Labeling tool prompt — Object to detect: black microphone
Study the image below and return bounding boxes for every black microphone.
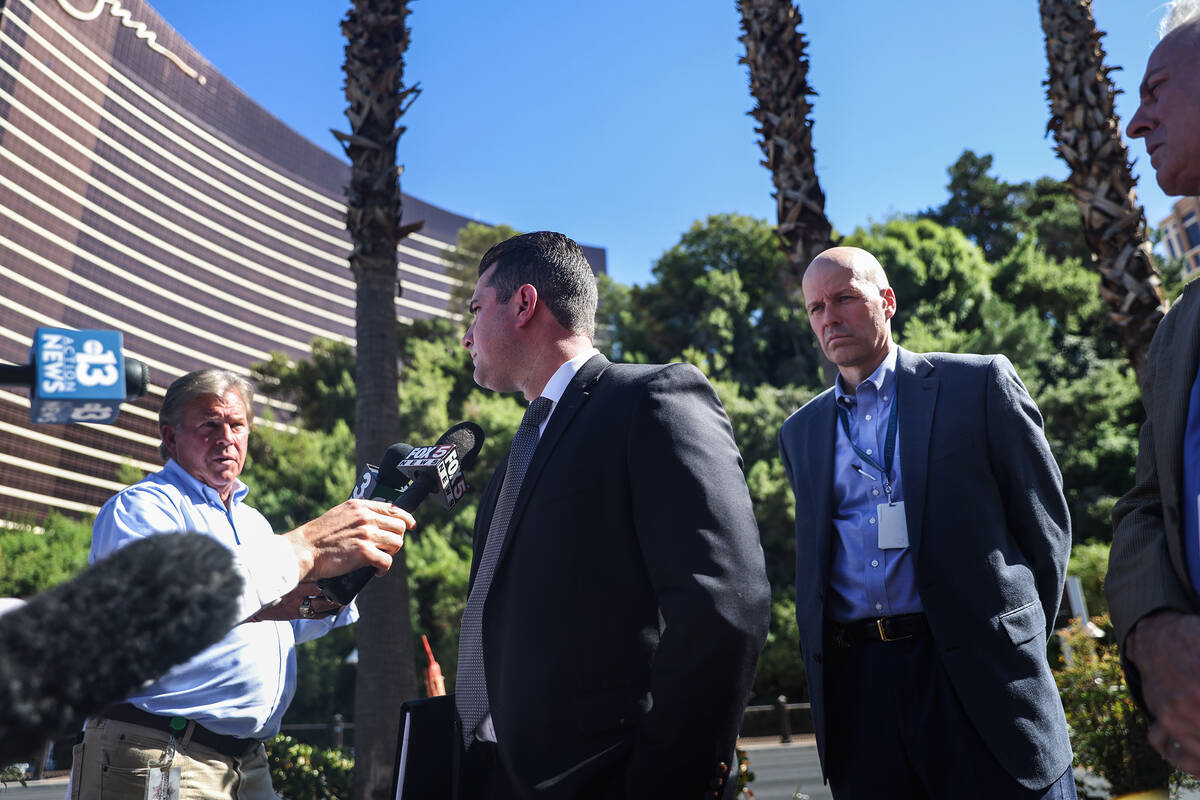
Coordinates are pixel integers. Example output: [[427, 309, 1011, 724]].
[[313, 443, 414, 606], [0, 533, 243, 762], [0, 326, 150, 424], [318, 422, 486, 605]]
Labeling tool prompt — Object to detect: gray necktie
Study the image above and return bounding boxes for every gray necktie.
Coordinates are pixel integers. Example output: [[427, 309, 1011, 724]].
[[456, 395, 553, 746]]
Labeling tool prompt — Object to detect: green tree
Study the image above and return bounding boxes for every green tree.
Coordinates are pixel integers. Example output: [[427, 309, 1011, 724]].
[[750, 596, 807, 705], [595, 273, 638, 361], [0, 513, 93, 597], [244, 419, 358, 532], [922, 150, 1092, 267], [992, 237, 1103, 342], [405, 524, 470, 691], [923, 150, 1024, 262], [1012, 176, 1092, 265], [714, 379, 815, 596], [1068, 540, 1112, 621], [1055, 622, 1179, 795], [920, 151, 1128, 365], [1037, 347, 1141, 542], [253, 340, 357, 434], [625, 213, 821, 390], [441, 222, 521, 314], [282, 627, 358, 730], [841, 217, 994, 338], [265, 736, 354, 800]]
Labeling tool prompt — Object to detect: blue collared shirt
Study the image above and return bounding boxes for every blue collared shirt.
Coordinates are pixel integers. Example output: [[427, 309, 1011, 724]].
[[828, 347, 923, 623], [89, 459, 357, 739], [1183, 364, 1200, 596]]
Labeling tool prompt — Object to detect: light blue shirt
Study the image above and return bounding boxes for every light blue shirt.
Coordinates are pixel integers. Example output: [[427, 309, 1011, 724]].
[[89, 459, 357, 739], [828, 347, 923, 623]]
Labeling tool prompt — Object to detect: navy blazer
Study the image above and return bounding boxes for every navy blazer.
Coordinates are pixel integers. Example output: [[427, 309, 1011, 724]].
[[778, 347, 1072, 790], [466, 354, 771, 799]]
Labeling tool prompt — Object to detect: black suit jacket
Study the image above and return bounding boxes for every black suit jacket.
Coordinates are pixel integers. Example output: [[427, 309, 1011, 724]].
[[778, 348, 1073, 790], [466, 355, 770, 799]]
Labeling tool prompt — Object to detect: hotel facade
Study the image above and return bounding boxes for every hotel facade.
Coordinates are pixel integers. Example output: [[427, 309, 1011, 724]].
[[0, 0, 604, 522], [1158, 196, 1200, 283]]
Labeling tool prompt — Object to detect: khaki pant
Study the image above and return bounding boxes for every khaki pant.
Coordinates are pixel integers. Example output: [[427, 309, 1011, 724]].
[[70, 717, 278, 800]]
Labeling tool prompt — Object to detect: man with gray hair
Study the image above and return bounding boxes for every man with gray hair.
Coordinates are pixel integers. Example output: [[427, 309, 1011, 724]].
[[71, 369, 413, 800], [1108, 0, 1200, 778]]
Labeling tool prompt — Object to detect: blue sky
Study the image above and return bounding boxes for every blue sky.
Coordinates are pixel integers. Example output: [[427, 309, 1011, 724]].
[[147, 1, 1173, 287]]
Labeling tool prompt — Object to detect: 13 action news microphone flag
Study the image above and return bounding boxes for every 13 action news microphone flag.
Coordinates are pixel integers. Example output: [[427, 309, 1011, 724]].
[[0, 327, 149, 424]]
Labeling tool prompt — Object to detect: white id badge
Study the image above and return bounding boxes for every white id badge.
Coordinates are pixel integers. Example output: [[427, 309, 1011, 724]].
[[877, 500, 909, 549], [145, 766, 180, 800]]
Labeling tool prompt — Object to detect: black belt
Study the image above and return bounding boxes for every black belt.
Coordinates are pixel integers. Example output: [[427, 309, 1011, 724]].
[[98, 703, 261, 759], [829, 613, 929, 647]]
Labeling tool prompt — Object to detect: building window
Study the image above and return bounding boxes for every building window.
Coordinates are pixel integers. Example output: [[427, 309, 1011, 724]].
[[1184, 212, 1200, 249], [1167, 234, 1180, 259]]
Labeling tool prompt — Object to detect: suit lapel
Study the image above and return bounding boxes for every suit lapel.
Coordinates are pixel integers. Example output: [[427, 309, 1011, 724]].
[[896, 348, 937, 557], [493, 353, 609, 569], [806, 393, 837, 580]]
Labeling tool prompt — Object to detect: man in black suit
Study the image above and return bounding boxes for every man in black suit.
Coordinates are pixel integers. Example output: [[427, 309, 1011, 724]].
[[778, 247, 1075, 799], [454, 231, 770, 799]]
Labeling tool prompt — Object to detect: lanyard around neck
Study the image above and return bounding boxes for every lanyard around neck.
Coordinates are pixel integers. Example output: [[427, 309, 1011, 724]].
[[837, 389, 899, 503]]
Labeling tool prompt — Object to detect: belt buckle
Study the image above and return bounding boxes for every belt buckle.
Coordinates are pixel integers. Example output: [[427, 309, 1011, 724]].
[[876, 617, 911, 642]]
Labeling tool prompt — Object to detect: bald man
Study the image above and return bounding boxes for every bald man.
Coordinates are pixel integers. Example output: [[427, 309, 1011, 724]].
[[778, 248, 1075, 799], [1108, 2, 1200, 778]]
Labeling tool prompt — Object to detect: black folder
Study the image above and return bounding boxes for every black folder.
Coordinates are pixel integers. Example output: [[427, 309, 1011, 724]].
[[391, 694, 457, 800]]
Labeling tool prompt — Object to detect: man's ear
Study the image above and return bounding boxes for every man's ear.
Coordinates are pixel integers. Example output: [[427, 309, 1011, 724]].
[[513, 284, 539, 327], [881, 286, 897, 321], [161, 425, 177, 459]]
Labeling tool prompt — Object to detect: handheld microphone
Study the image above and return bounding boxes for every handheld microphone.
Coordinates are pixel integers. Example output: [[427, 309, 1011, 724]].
[[312, 443, 415, 605], [0, 533, 242, 762], [317, 421, 486, 605], [0, 327, 150, 424]]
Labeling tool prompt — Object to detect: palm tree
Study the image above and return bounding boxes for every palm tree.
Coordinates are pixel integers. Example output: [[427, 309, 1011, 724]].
[[737, 0, 836, 290], [335, 2, 422, 798], [1039, 0, 1168, 385]]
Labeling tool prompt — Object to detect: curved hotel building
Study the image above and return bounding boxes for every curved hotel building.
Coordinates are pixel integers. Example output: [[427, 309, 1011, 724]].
[[0, 0, 604, 522]]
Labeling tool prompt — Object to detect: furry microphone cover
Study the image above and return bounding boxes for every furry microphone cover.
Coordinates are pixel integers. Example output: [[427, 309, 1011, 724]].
[[0, 532, 242, 762]]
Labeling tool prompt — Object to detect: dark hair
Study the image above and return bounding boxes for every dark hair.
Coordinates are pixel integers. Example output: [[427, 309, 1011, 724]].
[[478, 231, 598, 339], [158, 369, 254, 460]]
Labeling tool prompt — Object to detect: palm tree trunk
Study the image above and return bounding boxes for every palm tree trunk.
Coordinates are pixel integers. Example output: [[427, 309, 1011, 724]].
[[1039, 0, 1168, 386], [737, 0, 837, 290], [337, 3, 422, 799]]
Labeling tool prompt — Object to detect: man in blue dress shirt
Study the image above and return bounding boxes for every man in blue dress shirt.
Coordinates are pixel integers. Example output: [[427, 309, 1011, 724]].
[[71, 369, 413, 800], [1108, 1, 1200, 779], [778, 247, 1075, 798]]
